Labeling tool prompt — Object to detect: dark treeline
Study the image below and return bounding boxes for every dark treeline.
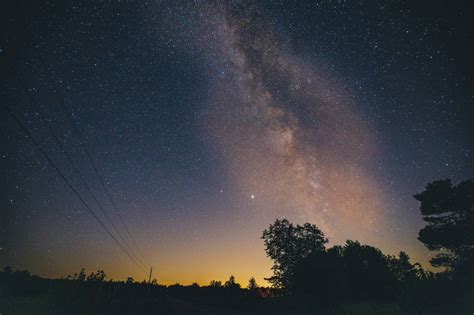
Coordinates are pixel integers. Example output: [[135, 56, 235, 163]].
[[259, 179, 473, 313], [1, 267, 283, 314], [1, 179, 473, 314]]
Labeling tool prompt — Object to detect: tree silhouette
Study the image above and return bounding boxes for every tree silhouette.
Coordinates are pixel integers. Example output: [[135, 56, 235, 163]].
[[292, 247, 345, 302], [388, 251, 419, 283], [77, 268, 86, 282], [341, 240, 398, 298], [224, 275, 240, 289], [247, 277, 258, 290], [209, 280, 222, 288], [86, 270, 106, 282], [414, 179, 474, 271], [261, 219, 328, 289], [292, 240, 400, 303]]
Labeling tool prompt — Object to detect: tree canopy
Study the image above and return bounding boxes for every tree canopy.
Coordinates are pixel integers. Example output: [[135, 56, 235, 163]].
[[261, 219, 328, 289], [224, 275, 241, 289], [414, 179, 474, 271], [247, 277, 258, 290], [292, 240, 404, 301]]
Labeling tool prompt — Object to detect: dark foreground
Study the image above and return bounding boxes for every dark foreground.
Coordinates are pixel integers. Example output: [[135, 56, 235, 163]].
[[1, 268, 471, 315]]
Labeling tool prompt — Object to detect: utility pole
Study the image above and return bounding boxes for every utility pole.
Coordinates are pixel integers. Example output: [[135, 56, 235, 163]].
[[147, 266, 153, 298]]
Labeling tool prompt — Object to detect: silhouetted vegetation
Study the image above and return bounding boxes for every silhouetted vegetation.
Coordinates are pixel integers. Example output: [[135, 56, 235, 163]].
[[1, 179, 472, 314], [415, 179, 474, 276], [260, 221, 472, 313], [247, 277, 258, 290], [261, 219, 328, 289], [0, 266, 275, 314]]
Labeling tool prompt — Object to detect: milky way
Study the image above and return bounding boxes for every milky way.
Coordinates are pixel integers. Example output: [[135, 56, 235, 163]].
[[172, 3, 391, 244]]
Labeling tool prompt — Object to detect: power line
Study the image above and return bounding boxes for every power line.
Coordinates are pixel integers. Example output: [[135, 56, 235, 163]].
[[12, 3, 148, 265], [33, 52, 148, 265], [11, 2, 151, 276], [6, 106, 148, 275], [13, 76, 148, 271]]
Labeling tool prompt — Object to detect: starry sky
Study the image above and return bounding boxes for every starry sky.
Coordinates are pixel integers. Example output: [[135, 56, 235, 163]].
[[1, 1, 473, 285]]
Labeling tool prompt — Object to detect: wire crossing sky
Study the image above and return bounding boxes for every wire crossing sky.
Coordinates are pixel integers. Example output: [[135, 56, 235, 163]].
[[1, 1, 472, 285], [33, 51, 149, 268], [12, 74, 148, 272], [6, 106, 147, 274]]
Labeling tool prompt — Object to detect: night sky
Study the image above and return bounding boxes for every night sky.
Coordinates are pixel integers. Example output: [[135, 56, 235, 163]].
[[1, 1, 472, 285]]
